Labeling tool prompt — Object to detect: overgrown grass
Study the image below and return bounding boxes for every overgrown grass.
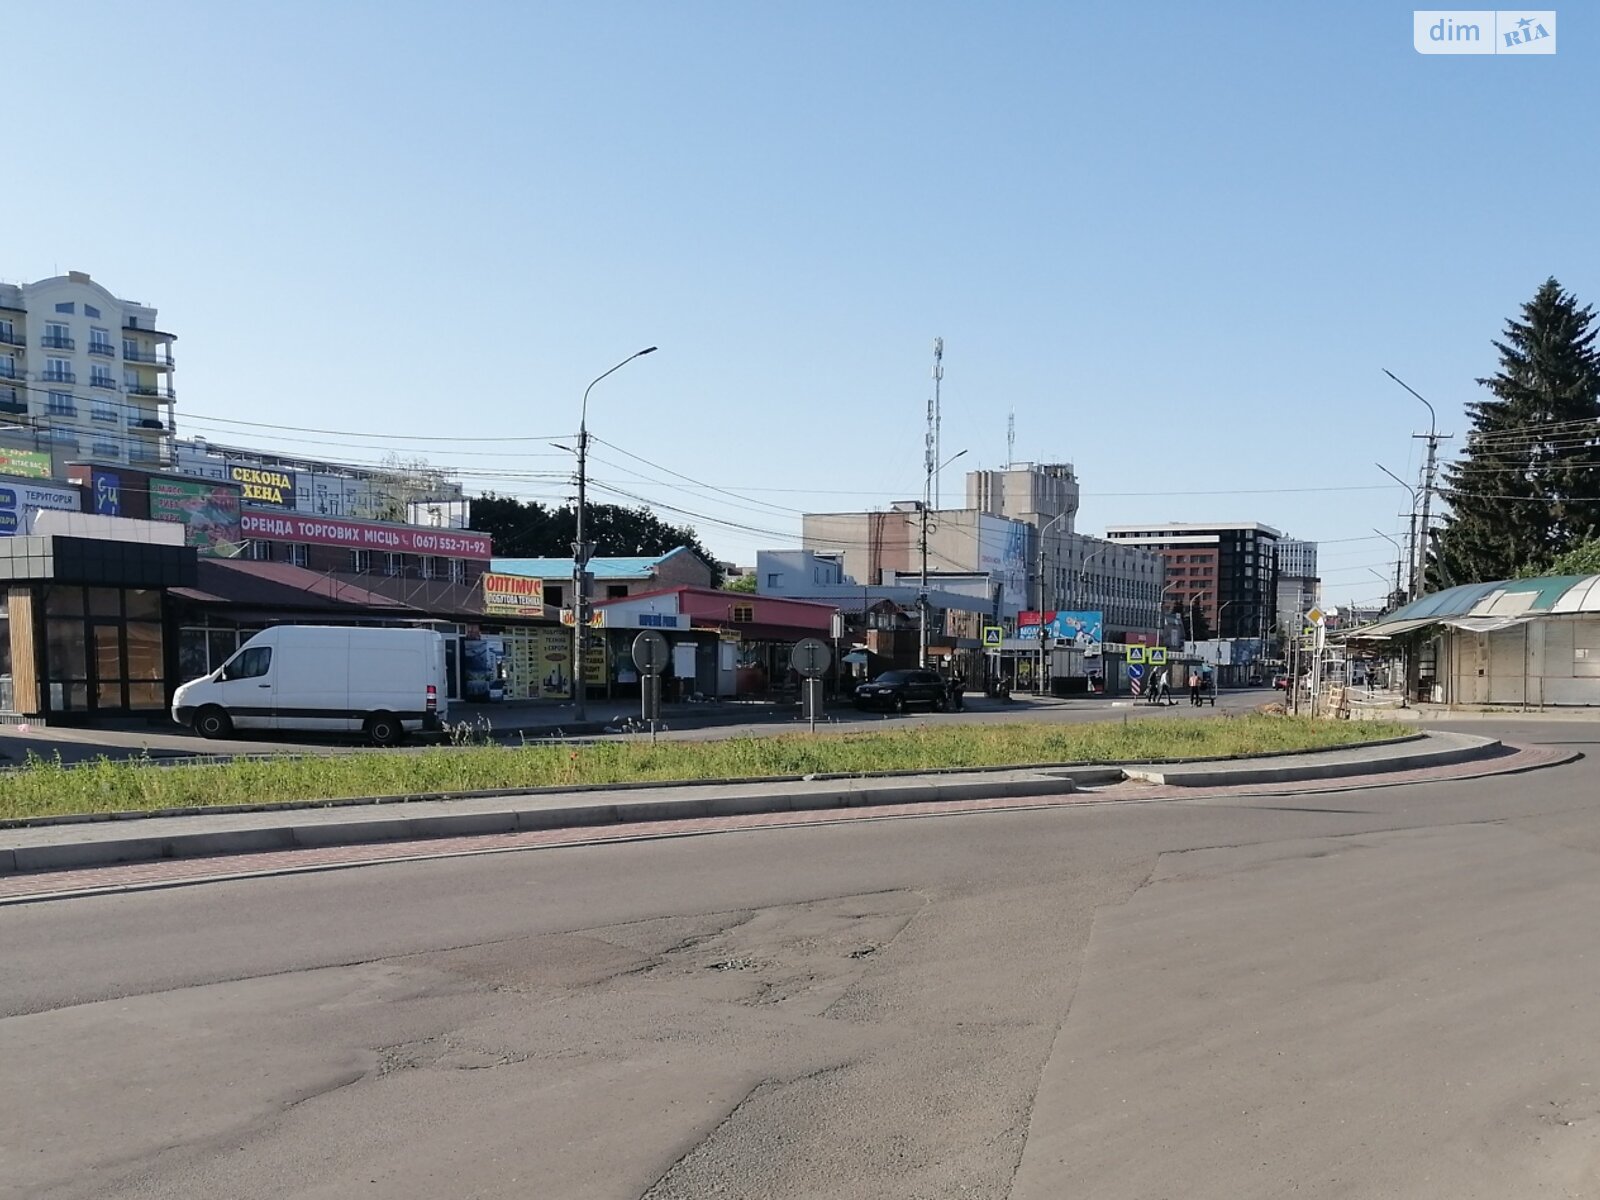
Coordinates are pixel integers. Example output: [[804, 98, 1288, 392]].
[[0, 716, 1404, 822]]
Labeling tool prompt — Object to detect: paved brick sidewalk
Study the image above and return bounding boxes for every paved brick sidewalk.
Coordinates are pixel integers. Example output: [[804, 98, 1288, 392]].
[[0, 743, 1573, 905]]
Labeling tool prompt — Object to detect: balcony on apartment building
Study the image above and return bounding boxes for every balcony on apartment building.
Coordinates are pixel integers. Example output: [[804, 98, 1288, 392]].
[[42, 370, 75, 384], [0, 328, 23, 347], [125, 383, 177, 400], [122, 347, 175, 369], [87, 340, 116, 357], [40, 334, 74, 351]]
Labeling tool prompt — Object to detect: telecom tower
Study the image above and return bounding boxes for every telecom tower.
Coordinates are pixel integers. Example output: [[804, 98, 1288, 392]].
[[929, 338, 945, 508]]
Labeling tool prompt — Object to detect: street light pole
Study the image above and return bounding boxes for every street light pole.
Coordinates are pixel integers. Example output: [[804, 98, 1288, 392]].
[[1383, 371, 1447, 599], [574, 346, 657, 722], [1371, 528, 1404, 606], [1036, 511, 1069, 695], [1376, 462, 1420, 601]]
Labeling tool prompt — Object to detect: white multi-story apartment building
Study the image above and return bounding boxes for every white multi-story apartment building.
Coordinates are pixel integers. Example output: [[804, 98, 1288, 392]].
[[0, 272, 175, 472]]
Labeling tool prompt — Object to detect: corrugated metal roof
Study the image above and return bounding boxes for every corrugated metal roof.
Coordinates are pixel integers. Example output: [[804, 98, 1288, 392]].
[[1350, 574, 1600, 639], [492, 549, 685, 581]]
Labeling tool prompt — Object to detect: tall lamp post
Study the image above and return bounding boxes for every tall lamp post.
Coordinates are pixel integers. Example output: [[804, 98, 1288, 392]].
[[1035, 511, 1070, 695], [1372, 528, 1404, 606], [573, 346, 657, 722], [1376, 463, 1421, 601]]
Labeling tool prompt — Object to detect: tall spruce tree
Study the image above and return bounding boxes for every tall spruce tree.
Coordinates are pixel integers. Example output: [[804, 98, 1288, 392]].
[[1434, 278, 1600, 584]]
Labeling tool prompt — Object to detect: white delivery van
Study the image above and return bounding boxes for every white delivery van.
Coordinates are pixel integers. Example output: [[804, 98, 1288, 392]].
[[173, 626, 448, 746]]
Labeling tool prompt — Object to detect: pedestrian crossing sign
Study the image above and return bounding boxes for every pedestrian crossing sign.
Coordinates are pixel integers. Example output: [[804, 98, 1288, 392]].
[[1149, 648, 1167, 665], [982, 625, 1002, 648], [1127, 646, 1146, 664]]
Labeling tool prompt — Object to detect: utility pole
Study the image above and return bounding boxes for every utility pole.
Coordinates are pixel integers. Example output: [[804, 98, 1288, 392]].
[[573, 347, 657, 722], [1376, 463, 1420, 601], [1384, 371, 1451, 599], [931, 338, 944, 509], [918, 498, 930, 668]]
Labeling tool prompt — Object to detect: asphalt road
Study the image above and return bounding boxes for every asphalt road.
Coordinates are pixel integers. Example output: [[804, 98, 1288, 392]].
[[4, 717, 1595, 1199]]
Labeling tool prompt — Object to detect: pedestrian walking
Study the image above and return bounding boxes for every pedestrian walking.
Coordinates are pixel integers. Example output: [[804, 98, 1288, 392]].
[[948, 671, 966, 711], [1188, 670, 1202, 706]]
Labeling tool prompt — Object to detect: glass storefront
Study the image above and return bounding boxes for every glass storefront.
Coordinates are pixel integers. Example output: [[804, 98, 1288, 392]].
[[40, 585, 168, 715]]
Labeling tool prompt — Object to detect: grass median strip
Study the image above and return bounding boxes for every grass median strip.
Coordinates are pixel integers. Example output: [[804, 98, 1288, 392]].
[[0, 716, 1403, 822]]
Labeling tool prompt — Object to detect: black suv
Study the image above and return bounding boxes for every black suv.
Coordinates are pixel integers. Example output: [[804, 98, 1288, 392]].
[[854, 669, 949, 712]]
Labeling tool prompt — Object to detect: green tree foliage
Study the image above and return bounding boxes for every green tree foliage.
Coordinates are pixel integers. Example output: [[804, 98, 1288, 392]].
[[722, 573, 757, 593], [1515, 536, 1600, 579], [473, 494, 723, 586], [1435, 278, 1600, 584]]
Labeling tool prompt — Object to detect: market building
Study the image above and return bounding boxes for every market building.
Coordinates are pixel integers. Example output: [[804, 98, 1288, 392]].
[[1346, 574, 1600, 707]]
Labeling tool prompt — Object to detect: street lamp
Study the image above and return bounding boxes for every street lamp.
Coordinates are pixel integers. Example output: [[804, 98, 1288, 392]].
[[573, 346, 657, 722], [1371, 528, 1404, 602], [1376, 462, 1421, 601], [919, 449, 968, 668], [1035, 511, 1070, 695]]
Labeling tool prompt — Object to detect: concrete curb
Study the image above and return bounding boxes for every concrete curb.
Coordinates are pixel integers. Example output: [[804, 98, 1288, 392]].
[[0, 733, 1504, 878], [0, 774, 1080, 875], [1122, 732, 1502, 787], [0, 734, 1424, 831]]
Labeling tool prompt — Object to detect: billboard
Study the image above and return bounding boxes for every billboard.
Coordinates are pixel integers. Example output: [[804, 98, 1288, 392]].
[[0, 477, 81, 535], [0, 449, 52, 480], [150, 478, 244, 556], [977, 513, 1030, 612], [228, 464, 296, 508], [91, 470, 121, 516], [1046, 610, 1103, 648], [239, 511, 491, 558], [483, 572, 544, 616]]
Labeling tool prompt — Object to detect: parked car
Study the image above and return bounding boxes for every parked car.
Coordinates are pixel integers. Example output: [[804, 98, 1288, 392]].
[[173, 625, 448, 745], [1273, 673, 1291, 691], [1247, 673, 1263, 687], [854, 669, 949, 713]]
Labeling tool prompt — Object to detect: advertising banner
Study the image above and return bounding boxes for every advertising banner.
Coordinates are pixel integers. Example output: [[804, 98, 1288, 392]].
[[150, 478, 243, 556], [0, 449, 52, 479], [0, 477, 81, 535], [239, 511, 491, 558], [228, 464, 297, 508], [1046, 610, 1104, 648], [483, 572, 544, 616], [978, 514, 1030, 612], [91, 470, 121, 516], [536, 627, 572, 699]]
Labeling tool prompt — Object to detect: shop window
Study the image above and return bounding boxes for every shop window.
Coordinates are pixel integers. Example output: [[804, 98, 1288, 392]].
[[351, 550, 371, 573], [607, 584, 628, 599], [247, 541, 274, 562], [45, 586, 84, 617], [87, 587, 121, 618], [126, 589, 161, 620], [731, 604, 754, 623], [287, 544, 309, 567], [448, 559, 466, 584], [209, 629, 239, 672], [385, 554, 404, 577]]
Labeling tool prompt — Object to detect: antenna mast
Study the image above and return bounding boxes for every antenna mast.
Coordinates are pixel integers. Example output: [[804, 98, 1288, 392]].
[[1007, 409, 1015, 470], [930, 337, 944, 509]]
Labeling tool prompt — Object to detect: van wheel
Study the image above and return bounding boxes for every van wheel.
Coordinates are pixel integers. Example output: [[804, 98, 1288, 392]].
[[365, 712, 403, 747], [195, 706, 232, 740]]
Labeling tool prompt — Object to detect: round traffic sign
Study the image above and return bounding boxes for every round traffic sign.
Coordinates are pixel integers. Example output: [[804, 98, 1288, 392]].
[[790, 637, 832, 678], [632, 631, 670, 674]]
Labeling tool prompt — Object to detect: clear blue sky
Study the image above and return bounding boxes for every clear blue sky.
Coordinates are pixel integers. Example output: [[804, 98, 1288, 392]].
[[9, 2, 1594, 605]]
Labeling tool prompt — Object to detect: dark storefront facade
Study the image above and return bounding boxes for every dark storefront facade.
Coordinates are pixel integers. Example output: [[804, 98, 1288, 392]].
[[0, 534, 196, 722]]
